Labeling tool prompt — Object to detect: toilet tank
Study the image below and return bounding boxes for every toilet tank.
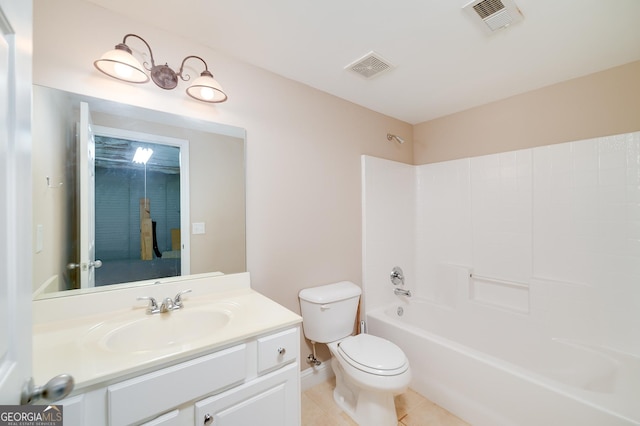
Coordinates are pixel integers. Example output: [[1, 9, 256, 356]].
[[298, 281, 362, 343]]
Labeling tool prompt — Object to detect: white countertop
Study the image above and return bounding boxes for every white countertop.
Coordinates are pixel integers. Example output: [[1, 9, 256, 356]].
[[32, 273, 301, 392]]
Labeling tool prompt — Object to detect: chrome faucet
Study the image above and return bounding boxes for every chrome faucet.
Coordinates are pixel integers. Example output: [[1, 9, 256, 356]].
[[137, 289, 192, 314], [394, 288, 412, 297], [160, 297, 175, 313], [137, 296, 160, 314]]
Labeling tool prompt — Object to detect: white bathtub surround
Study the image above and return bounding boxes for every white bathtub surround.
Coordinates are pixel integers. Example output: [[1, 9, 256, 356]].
[[361, 131, 640, 425], [361, 157, 417, 317]]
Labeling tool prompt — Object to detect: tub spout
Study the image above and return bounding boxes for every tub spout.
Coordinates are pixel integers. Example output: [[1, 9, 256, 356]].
[[394, 288, 412, 297]]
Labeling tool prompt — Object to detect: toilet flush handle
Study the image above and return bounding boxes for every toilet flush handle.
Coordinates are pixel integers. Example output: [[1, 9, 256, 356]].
[[320, 304, 331, 311]]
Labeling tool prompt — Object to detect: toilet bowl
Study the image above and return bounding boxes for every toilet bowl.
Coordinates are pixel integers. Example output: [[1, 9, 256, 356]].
[[298, 281, 411, 426], [331, 333, 410, 391], [328, 334, 411, 425]]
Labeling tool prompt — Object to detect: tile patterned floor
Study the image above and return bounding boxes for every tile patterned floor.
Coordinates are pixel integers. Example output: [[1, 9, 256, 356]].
[[302, 378, 470, 426]]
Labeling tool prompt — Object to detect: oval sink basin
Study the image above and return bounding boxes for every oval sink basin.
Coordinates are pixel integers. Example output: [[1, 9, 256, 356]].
[[94, 309, 232, 353]]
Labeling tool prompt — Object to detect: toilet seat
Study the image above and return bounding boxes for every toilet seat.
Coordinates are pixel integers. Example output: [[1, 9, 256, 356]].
[[337, 334, 408, 376]]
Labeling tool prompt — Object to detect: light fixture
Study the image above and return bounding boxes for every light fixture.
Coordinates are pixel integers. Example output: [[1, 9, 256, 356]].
[[94, 33, 228, 103], [387, 133, 405, 144], [132, 147, 153, 164]]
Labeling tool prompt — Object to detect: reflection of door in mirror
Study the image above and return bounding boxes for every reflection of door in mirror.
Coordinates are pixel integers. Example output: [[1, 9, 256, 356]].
[[90, 125, 189, 287], [75, 102, 96, 289], [31, 88, 191, 296]]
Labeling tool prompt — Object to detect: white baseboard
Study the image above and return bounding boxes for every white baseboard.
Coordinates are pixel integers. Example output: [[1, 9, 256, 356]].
[[300, 361, 334, 391]]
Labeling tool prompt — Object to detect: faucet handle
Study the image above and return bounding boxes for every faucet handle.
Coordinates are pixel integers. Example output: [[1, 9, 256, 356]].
[[390, 266, 405, 286], [137, 296, 160, 314], [173, 289, 192, 308]]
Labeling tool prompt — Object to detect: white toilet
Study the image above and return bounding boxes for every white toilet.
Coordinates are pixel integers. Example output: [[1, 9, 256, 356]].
[[299, 281, 411, 426]]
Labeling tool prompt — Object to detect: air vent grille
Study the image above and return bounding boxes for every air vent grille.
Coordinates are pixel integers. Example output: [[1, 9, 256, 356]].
[[484, 9, 513, 31], [473, 0, 505, 19], [463, 0, 524, 33], [346, 51, 394, 79]]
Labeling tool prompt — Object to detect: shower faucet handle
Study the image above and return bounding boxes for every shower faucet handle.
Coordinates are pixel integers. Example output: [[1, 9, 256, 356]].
[[390, 266, 405, 286]]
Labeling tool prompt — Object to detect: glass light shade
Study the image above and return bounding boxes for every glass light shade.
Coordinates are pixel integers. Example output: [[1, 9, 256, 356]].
[[186, 72, 228, 103], [94, 45, 149, 84]]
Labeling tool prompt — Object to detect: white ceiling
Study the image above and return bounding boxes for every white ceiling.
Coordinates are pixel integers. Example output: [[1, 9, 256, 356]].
[[86, 0, 640, 124]]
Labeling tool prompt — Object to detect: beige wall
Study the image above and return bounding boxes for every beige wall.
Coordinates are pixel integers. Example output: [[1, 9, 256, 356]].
[[414, 60, 640, 164], [33, 0, 412, 365]]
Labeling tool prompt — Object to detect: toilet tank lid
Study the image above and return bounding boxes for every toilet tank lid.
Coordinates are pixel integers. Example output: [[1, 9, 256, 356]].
[[299, 281, 361, 303]]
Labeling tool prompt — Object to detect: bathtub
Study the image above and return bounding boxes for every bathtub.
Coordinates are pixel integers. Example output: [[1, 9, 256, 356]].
[[366, 298, 640, 426]]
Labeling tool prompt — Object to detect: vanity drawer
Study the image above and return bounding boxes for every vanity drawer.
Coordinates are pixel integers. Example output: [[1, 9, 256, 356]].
[[108, 344, 247, 426], [140, 410, 179, 426], [257, 327, 298, 374]]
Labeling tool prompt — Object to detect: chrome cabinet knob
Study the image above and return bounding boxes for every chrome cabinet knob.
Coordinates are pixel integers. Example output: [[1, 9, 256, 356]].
[[277, 347, 286, 356], [204, 413, 213, 425]]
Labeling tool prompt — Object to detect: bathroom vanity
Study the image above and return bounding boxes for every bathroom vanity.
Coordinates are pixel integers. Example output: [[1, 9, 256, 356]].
[[32, 273, 302, 425]]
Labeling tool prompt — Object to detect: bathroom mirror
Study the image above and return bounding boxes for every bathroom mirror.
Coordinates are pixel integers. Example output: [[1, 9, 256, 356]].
[[32, 85, 246, 299]]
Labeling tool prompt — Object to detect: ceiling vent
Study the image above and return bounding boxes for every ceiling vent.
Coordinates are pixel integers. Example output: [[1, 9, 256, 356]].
[[463, 0, 524, 33], [345, 51, 395, 79]]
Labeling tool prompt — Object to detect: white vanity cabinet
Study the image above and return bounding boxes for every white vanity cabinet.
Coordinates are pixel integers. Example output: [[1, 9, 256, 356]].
[[55, 326, 300, 426], [195, 327, 300, 426], [194, 362, 299, 425]]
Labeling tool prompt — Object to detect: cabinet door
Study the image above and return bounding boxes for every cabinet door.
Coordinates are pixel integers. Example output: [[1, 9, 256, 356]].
[[54, 395, 84, 426], [195, 362, 299, 426]]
